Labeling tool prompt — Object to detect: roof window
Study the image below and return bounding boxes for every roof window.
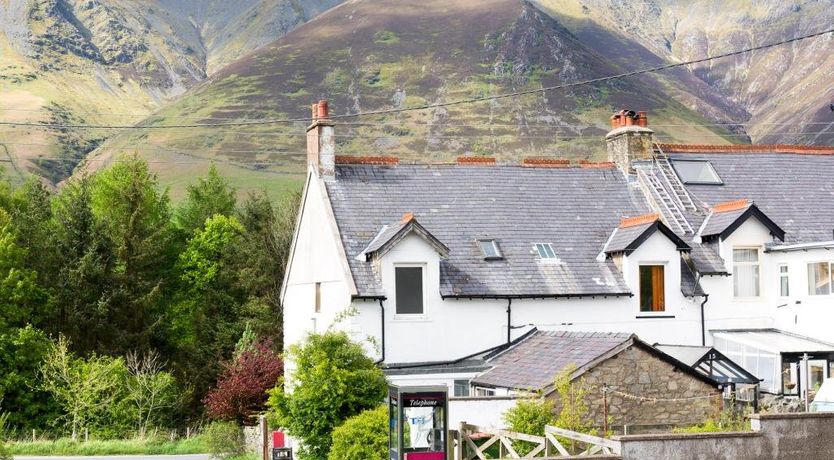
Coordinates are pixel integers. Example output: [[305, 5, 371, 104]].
[[479, 240, 503, 260], [534, 243, 557, 259], [671, 159, 723, 185]]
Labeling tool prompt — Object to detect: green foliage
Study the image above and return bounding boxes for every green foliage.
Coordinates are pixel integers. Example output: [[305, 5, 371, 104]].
[[40, 337, 130, 440], [503, 398, 556, 436], [268, 331, 388, 460], [177, 164, 237, 235], [0, 326, 58, 430], [328, 405, 387, 460], [203, 421, 245, 457], [373, 30, 400, 45], [0, 412, 12, 460], [90, 154, 177, 352], [8, 435, 208, 455], [674, 408, 751, 433], [553, 364, 592, 434]]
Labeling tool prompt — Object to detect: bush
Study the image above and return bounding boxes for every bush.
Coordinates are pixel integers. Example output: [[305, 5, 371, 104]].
[[328, 405, 387, 460], [502, 398, 555, 456], [203, 421, 245, 457], [267, 331, 387, 460]]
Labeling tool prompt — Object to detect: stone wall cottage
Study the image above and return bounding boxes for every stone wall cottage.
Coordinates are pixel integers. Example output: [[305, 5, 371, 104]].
[[282, 101, 834, 402], [470, 330, 723, 432]]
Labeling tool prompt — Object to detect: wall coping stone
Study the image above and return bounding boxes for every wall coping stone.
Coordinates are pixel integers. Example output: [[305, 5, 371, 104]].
[[615, 431, 761, 442], [748, 411, 834, 420]]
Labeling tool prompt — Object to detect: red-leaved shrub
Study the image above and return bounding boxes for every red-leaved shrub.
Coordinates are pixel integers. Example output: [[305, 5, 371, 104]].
[[204, 339, 283, 424]]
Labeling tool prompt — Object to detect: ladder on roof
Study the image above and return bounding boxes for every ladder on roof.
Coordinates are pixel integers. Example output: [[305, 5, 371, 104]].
[[636, 167, 695, 235], [653, 143, 698, 212]]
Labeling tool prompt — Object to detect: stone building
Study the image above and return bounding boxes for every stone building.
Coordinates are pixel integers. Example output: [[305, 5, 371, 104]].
[[470, 330, 724, 432]]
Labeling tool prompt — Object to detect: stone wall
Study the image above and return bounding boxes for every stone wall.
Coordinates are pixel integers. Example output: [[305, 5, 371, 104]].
[[617, 412, 834, 460], [547, 345, 722, 431]]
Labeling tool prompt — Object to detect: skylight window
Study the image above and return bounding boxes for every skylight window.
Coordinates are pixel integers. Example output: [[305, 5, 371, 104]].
[[671, 159, 723, 185], [534, 243, 557, 259], [479, 240, 503, 260]]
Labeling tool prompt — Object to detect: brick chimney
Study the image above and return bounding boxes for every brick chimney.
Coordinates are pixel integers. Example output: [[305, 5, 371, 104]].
[[307, 100, 335, 182], [606, 110, 653, 173]]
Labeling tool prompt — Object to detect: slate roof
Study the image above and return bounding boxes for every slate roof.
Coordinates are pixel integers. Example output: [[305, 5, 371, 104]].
[[604, 220, 690, 254], [471, 330, 633, 391], [328, 164, 651, 298], [699, 203, 785, 242], [688, 243, 728, 275], [673, 152, 834, 244], [680, 257, 705, 297], [362, 216, 450, 260]]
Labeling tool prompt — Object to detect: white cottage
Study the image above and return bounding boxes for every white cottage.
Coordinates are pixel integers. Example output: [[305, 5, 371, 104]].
[[282, 102, 834, 399]]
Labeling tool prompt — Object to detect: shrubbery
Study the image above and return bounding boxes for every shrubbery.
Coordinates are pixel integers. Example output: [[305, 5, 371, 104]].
[[328, 405, 388, 460], [268, 331, 387, 460], [203, 421, 246, 457]]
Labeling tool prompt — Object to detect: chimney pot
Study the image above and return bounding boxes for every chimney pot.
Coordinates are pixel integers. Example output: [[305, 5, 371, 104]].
[[637, 111, 648, 127], [317, 100, 329, 119], [311, 103, 318, 121]]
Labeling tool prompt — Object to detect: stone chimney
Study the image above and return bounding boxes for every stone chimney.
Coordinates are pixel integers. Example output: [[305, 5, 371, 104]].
[[307, 100, 335, 182], [606, 110, 653, 173]]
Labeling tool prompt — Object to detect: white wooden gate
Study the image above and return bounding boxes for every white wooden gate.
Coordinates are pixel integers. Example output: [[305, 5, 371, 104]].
[[454, 422, 621, 459]]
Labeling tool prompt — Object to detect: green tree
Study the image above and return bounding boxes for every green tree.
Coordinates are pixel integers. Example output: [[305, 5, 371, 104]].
[[234, 191, 299, 343], [125, 350, 177, 438], [553, 364, 592, 433], [40, 337, 127, 440], [0, 209, 47, 329], [328, 405, 388, 460], [51, 176, 116, 353], [0, 326, 58, 430], [267, 331, 388, 460], [502, 397, 556, 456], [176, 164, 237, 235], [90, 155, 178, 352], [9, 178, 56, 287]]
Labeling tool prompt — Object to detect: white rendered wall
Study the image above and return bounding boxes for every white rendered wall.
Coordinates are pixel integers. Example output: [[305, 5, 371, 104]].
[[282, 174, 355, 381]]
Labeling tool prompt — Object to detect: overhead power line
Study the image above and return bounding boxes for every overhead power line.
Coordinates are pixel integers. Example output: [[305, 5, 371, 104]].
[[0, 27, 831, 130]]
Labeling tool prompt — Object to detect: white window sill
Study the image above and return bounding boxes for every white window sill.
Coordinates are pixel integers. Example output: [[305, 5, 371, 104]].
[[392, 315, 431, 323]]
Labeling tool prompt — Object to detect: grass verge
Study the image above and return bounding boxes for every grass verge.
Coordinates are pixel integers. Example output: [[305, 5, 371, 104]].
[[8, 436, 208, 455]]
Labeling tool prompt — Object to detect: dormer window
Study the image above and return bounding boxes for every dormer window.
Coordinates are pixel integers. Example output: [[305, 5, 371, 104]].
[[534, 243, 557, 260], [671, 159, 723, 185], [479, 240, 503, 260], [395, 265, 425, 316]]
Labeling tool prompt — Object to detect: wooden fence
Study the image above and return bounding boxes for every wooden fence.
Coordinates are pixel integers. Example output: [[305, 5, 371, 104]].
[[454, 422, 621, 459]]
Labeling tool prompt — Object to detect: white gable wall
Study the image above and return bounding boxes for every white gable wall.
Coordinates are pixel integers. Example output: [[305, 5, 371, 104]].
[[282, 174, 356, 380]]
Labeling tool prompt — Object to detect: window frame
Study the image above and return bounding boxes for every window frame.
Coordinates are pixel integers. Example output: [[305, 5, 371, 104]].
[[638, 264, 666, 313], [807, 261, 833, 296], [670, 159, 724, 185], [393, 263, 428, 319], [732, 247, 761, 299], [314, 282, 322, 313], [778, 264, 790, 298], [453, 380, 470, 397], [473, 387, 496, 397], [478, 239, 503, 260], [534, 243, 557, 260]]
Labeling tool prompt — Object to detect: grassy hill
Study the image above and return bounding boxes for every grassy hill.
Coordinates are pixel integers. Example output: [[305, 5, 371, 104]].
[[85, 0, 739, 199], [0, 0, 342, 185]]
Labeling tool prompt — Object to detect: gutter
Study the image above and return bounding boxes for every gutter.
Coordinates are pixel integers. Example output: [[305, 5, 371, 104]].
[[375, 298, 386, 365], [441, 292, 633, 300], [700, 294, 709, 346], [765, 240, 834, 253], [506, 298, 512, 344]]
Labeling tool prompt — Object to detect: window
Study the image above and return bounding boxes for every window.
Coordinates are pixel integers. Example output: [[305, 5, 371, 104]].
[[808, 262, 833, 295], [779, 265, 789, 297], [639, 265, 665, 312], [395, 266, 424, 315], [314, 282, 321, 313], [733, 248, 760, 297], [453, 380, 470, 397], [534, 243, 557, 259], [474, 387, 495, 397], [671, 159, 723, 184], [478, 240, 503, 260]]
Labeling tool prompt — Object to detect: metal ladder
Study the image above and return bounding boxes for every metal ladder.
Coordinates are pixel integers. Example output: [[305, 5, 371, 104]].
[[653, 143, 698, 212], [636, 167, 695, 234]]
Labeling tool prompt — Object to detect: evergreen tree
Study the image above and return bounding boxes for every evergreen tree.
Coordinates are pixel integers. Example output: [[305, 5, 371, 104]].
[[177, 164, 236, 235]]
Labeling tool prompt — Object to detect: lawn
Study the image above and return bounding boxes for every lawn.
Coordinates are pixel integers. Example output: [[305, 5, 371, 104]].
[[8, 436, 208, 455]]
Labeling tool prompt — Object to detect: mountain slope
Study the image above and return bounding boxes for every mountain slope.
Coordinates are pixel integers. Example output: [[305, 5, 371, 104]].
[[535, 0, 834, 143], [86, 0, 737, 198], [0, 0, 342, 183]]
